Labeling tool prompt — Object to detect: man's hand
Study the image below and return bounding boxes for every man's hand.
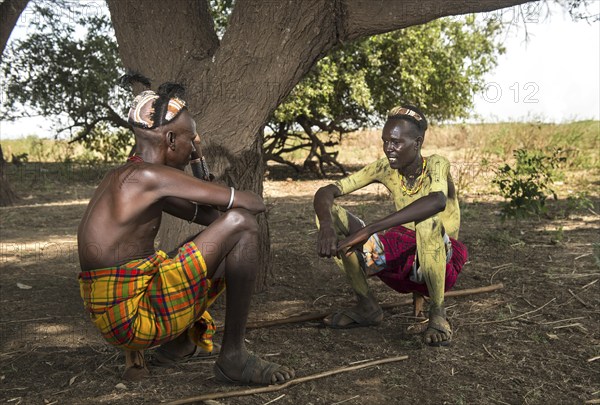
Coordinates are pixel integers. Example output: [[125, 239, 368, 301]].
[[317, 225, 338, 258], [314, 184, 343, 258], [337, 227, 371, 257]]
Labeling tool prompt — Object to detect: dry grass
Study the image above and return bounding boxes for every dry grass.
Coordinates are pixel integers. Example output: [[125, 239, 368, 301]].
[[337, 121, 599, 167], [333, 121, 600, 197]]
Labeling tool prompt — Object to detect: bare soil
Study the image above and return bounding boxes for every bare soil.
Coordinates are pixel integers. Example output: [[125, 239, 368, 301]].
[[1, 161, 599, 405]]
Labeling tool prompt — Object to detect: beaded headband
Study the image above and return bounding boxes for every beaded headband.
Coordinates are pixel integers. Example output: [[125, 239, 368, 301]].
[[387, 106, 423, 121], [128, 90, 187, 129]]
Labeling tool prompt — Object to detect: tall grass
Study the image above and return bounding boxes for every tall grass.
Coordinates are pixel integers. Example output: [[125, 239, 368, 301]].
[[1, 135, 86, 163], [2, 121, 598, 170], [328, 121, 599, 196], [336, 121, 599, 169]]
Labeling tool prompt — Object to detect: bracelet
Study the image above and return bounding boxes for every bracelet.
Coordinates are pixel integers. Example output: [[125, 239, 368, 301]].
[[226, 187, 235, 210], [188, 203, 199, 224]]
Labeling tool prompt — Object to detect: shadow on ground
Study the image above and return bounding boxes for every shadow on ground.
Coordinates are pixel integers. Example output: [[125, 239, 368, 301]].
[[1, 164, 599, 404]]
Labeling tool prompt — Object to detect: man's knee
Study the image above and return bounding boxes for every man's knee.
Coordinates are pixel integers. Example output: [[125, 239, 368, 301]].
[[415, 216, 446, 267], [221, 209, 259, 233], [415, 216, 444, 239]]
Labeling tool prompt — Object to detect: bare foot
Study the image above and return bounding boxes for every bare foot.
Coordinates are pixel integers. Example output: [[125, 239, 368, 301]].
[[214, 351, 295, 385], [423, 306, 452, 346]]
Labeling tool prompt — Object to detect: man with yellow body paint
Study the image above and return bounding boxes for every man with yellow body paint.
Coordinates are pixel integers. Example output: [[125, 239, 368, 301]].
[[314, 105, 468, 346]]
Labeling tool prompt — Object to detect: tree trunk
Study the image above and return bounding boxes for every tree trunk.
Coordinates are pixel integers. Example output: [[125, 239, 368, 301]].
[[106, 0, 534, 290], [156, 129, 272, 289], [0, 0, 30, 59], [0, 145, 18, 206], [1, 0, 29, 204]]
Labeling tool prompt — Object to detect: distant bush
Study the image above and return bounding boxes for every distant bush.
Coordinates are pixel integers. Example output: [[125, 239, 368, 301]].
[[0, 135, 77, 163], [77, 125, 133, 163], [493, 148, 566, 218]]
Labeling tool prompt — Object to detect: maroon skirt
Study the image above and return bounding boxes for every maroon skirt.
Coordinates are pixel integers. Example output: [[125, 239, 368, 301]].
[[377, 225, 468, 296]]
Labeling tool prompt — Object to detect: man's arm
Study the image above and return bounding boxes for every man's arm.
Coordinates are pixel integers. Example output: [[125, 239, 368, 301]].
[[163, 197, 220, 225], [143, 165, 266, 214], [313, 184, 342, 258], [365, 192, 445, 235], [313, 159, 385, 258], [365, 155, 449, 234], [338, 191, 446, 256]]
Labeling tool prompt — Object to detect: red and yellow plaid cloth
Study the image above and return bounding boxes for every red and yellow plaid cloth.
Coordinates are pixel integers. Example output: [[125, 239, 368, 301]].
[[78, 242, 224, 351]]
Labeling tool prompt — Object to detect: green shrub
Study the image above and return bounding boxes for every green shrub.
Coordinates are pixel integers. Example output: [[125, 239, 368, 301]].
[[493, 148, 566, 218], [77, 125, 133, 163], [564, 191, 594, 217]]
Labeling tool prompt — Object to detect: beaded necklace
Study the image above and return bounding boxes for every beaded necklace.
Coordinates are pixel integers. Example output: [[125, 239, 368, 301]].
[[127, 155, 144, 163], [400, 157, 427, 196]]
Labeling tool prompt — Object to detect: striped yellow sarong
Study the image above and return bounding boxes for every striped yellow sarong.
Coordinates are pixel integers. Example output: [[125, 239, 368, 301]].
[[78, 241, 224, 351]]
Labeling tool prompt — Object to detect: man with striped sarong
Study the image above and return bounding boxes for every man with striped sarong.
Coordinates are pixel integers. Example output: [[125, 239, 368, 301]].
[[77, 75, 294, 384], [314, 105, 468, 346]]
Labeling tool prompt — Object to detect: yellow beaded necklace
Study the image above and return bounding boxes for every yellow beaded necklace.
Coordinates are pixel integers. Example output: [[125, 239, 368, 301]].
[[400, 157, 427, 196]]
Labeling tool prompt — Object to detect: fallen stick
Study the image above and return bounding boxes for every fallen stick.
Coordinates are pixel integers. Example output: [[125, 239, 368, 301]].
[[245, 283, 504, 329], [164, 355, 409, 405], [568, 288, 590, 307], [463, 297, 556, 326]]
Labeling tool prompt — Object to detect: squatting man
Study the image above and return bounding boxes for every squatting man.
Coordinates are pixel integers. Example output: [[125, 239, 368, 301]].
[[314, 105, 468, 346], [77, 76, 294, 384]]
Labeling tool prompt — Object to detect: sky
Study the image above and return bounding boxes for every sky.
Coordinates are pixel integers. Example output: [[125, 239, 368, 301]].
[[472, 2, 600, 123], [0, 2, 599, 139]]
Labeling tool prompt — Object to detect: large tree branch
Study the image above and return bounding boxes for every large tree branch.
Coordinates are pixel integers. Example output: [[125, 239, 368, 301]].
[[196, 0, 340, 159], [193, 0, 537, 163], [0, 0, 30, 59], [102, 103, 130, 129], [107, 0, 539, 177], [106, 0, 219, 86], [64, 116, 113, 143], [263, 153, 301, 172], [341, 0, 537, 41]]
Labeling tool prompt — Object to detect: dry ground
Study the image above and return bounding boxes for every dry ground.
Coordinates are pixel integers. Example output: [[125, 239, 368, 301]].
[[1, 150, 599, 405]]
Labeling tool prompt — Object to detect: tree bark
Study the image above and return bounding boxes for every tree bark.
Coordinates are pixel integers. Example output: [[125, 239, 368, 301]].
[[106, 0, 535, 290], [341, 0, 535, 40], [0, 0, 30, 59], [1, 0, 29, 205], [0, 145, 18, 206]]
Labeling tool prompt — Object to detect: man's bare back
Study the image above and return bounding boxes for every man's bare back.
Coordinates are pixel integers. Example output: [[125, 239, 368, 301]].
[[78, 163, 163, 269], [77, 109, 264, 270], [77, 82, 294, 385]]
